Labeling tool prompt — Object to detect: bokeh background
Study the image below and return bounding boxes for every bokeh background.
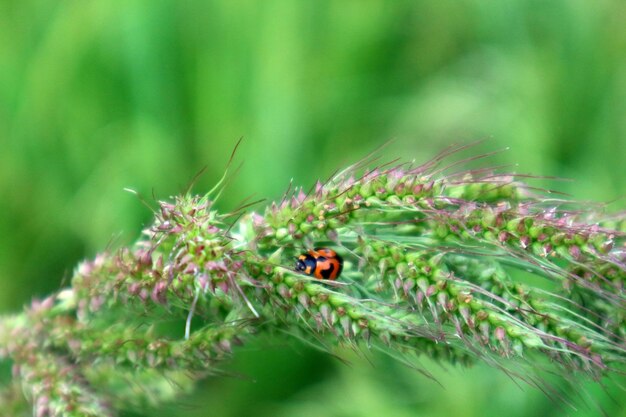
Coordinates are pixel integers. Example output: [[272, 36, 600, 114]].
[[1, 1, 625, 416]]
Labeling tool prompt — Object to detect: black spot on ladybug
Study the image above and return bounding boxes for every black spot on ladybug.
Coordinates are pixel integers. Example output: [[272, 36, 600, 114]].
[[320, 261, 335, 279]]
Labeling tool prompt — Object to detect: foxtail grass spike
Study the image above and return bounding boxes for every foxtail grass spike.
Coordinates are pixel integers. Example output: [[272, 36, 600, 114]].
[[1, 148, 625, 415]]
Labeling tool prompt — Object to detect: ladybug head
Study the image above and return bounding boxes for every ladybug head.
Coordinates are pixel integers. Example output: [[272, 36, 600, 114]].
[[295, 259, 307, 272], [295, 254, 316, 275]]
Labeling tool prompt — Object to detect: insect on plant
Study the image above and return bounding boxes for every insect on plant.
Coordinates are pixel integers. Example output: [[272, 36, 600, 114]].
[[0, 142, 624, 416]]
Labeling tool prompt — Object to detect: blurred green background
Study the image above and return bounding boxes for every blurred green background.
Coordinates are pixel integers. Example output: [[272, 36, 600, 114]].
[[1, 1, 625, 416]]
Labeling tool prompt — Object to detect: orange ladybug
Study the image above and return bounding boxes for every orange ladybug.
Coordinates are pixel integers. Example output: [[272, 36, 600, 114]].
[[295, 248, 343, 280]]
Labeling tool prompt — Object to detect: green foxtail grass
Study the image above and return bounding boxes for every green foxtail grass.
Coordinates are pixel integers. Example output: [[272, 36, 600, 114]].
[[1, 144, 625, 416]]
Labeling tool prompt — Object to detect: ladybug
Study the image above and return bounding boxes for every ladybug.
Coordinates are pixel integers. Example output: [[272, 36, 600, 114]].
[[295, 248, 343, 280]]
